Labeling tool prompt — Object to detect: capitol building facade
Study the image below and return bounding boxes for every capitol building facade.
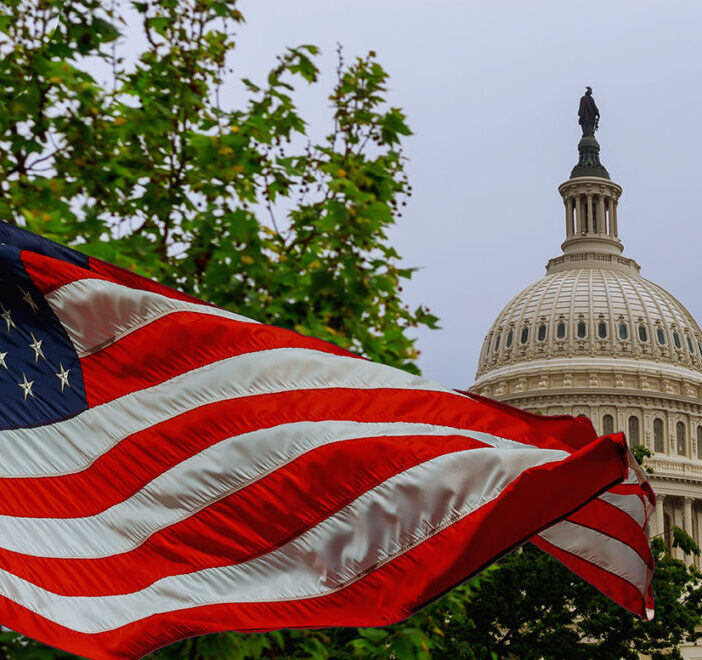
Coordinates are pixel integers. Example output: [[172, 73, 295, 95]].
[[469, 126, 702, 574]]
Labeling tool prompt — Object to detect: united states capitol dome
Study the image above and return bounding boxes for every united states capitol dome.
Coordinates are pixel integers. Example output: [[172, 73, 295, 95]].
[[470, 97, 702, 577], [469, 93, 702, 641], [473, 133, 702, 391], [475, 254, 702, 379]]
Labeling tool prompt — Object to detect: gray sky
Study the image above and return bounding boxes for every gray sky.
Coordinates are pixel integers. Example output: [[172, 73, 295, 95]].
[[231, 1, 702, 389], [120, 1, 702, 389]]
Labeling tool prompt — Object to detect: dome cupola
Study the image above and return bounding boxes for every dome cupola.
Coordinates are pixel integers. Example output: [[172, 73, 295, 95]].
[[549, 88, 635, 271]]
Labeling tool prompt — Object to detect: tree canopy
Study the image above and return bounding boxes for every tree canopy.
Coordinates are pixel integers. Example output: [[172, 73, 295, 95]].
[[1, 0, 438, 375]]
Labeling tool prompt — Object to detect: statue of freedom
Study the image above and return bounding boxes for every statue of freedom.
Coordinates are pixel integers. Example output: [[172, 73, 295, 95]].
[[578, 86, 600, 137]]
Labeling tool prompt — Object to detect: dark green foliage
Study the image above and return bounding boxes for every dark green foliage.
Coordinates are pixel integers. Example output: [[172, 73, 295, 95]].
[[446, 537, 701, 660]]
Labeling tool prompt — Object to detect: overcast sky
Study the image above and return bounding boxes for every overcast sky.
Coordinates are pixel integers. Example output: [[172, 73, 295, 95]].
[[228, 1, 702, 389], [107, 1, 702, 389]]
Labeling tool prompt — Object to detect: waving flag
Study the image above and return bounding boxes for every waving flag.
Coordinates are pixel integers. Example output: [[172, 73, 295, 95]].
[[0, 221, 653, 659]]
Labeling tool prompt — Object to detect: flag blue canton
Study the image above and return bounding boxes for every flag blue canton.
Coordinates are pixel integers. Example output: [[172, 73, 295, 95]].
[[0, 245, 86, 429]]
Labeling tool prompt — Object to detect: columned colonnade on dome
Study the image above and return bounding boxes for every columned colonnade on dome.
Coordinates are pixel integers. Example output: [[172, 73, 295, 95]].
[[561, 179, 620, 239]]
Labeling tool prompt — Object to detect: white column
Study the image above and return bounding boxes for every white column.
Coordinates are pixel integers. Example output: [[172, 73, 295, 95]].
[[586, 194, 594, 233], [565, 197, 574, 237], [684, 497, 694, 564], [597, 195, 606, 234], [607, 198, 615, 237], [655, 493, 665, 539], [611, 199, 619, 236], [674, 502, 685, 560], [575, 195, 583, 234]]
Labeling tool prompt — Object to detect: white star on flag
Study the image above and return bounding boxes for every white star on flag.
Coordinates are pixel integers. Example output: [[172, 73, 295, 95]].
[[0, 303, 16, 333], [55, 363, 71, 392], [19, 286, 40, 314], [18, 372, 34, 401], [0, 350, 6, 369], [29, 332, 46, 362]]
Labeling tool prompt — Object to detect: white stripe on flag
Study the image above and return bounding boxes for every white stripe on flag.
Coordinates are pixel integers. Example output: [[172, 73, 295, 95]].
[[0, 421, 547, 558], [599, 491, 646, 527], [0, 348, 455, 478], [538, 519, 649, 594], [0, 447, 568, 633], [46, 278, 259, 357]]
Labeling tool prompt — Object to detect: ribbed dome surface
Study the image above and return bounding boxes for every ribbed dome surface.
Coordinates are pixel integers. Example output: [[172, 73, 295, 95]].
[[476, 267, 702, 378]]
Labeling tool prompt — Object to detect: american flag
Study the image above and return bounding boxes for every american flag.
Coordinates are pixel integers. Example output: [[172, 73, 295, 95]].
[[0, 221, 653, 659]]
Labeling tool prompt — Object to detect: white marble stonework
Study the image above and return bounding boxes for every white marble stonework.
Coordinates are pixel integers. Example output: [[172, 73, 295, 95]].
[[470, 166, 702, 586]]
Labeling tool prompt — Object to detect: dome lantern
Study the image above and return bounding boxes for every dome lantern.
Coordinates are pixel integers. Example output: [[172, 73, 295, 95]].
[[548, 88, 637, 275]]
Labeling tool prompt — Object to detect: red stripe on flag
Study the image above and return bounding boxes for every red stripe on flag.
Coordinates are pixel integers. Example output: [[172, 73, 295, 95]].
[[0, 388, 612, 519], [531, 534, 651, 619], [21, 249, 104, 294], [0, 434, 490, 596], [80, 312, 358, 406], [566, 498, 653, 568], [0, 432, 629, 660], [20, 249, 209, 306]]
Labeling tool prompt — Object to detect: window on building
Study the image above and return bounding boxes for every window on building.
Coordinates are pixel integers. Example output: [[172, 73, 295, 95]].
[[505, 329, 513, 348], [618, 323, 629, 340], [598, 321, 607, 339], [602, 414, 614, 435], [697, 426, 702, 458], [556, 322, 566, 339], [677, 421, 686, 455], [537, 324, 547, 342], [638, 325, 648, 342], [577, 321, 587, 339], [520, 327, 529, 345], [627, 416, 640, 448], [653, 418, 664, 453], [687, 335, 695, 353], [657, 328, 666, 345], [673, 332, 682, 349], [494, 333, 501, 352]]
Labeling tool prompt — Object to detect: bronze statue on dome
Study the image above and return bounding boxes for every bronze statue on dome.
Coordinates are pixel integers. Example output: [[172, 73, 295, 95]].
[[578, 86, 599, 137]]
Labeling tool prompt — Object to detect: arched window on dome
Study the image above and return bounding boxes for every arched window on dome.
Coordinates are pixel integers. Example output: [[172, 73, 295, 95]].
[[676, 421, 686, 455], [638, 325, 648, 342], [597, 321, 607, 339], [697, 426, 702, 458], [657, 328, 666, 345], [673, 331, 682, 349], [494, 332, 501, 352], [520, 327, 529, 345], [618, 323, 629, 340], [602, 414, 614, 435], [627, 416, 640, 448], [653, 418, 664, 453], [505, 329, 513, 348], [556, 321, 566, 339], [537, 324, 547, 342], [576, 321, 587, 339], [687, 335, 695, 354]]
